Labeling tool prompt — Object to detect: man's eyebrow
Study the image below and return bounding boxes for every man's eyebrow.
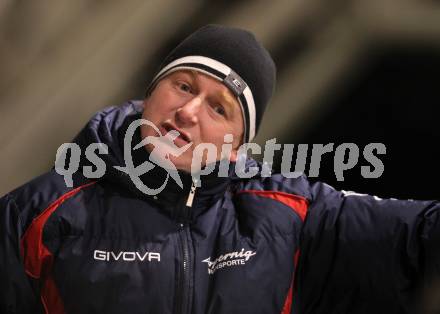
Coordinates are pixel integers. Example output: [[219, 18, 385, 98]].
[[174, 70, 197, 81], [219, 90, 238, 111]]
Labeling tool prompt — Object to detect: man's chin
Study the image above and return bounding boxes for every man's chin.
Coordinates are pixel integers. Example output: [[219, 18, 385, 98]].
[[165, 155, 193, 173], [155, 151, 231, 175]]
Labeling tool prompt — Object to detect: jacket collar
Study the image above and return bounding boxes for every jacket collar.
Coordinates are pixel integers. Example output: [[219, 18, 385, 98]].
[[105, 102, 236, 222]]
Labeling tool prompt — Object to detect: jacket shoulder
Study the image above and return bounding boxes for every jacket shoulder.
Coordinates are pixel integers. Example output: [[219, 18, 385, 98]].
[[236, 173, 312, 201], [4, 170, 95, 232]]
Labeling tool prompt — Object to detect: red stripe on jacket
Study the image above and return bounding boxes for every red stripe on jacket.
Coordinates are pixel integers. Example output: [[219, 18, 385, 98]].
[[238, 190, 309, 314], [20, 181, 96, 314]]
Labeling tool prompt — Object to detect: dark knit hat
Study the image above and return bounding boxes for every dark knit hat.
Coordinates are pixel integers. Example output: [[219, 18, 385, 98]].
[[147, 24, 276, 143]]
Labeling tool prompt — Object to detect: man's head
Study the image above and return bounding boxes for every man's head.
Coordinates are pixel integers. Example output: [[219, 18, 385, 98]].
[[141, 24, 276, 172], [141, 69, 244, 172]]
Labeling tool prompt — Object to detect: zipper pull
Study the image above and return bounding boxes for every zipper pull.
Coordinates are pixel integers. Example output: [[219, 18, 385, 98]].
[[185, 179, 197, 207]]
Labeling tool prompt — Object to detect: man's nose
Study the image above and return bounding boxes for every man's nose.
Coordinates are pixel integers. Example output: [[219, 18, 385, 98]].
[[175, 96, 202, 126]]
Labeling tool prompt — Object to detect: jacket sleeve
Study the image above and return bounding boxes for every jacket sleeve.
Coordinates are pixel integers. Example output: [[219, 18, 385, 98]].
[[296, 180, 440, 312], [0, 193, 43, 314]]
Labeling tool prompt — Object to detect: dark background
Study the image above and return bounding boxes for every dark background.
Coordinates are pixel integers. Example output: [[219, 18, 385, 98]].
[[1, 0, 439, 201], [273, 45, 440, 200]]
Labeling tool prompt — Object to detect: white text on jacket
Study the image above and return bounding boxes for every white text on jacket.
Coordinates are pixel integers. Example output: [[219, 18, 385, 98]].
[[202, 249, 256, 274], [93, 250, 161, 262]]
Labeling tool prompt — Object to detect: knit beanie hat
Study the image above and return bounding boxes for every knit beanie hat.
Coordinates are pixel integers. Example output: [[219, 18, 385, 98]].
[[147, 24, 276, 143]]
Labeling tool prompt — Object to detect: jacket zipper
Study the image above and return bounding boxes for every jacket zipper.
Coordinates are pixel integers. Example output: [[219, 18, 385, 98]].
[[176, 179, 197, 314], [186, 179, 197, 207]]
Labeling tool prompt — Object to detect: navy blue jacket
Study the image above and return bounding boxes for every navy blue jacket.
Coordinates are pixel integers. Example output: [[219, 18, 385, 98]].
[[1, 101, 439, 314]]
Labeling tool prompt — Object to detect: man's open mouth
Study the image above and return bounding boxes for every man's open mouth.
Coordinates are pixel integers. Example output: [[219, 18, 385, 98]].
[[162, 121, 192, 143]]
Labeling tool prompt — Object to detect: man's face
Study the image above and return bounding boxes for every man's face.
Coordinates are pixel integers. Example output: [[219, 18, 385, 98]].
[[140, 70, 244, 172]]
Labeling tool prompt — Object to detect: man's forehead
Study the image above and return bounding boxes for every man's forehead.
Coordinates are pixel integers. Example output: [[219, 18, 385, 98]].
[[169, 69, 197, 81], [170, 70, 240, 109]]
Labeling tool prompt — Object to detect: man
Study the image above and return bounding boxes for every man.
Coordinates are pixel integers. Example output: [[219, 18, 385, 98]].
[[0, 24, 439, 314]]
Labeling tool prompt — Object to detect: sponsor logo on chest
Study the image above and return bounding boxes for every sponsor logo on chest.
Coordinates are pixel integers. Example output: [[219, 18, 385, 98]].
[[93, 249, 160, 262], [202, 248, 256, 274]]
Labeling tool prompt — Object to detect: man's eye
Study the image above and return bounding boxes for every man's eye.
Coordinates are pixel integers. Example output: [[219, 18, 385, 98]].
[[212, 104, 226, 116], [178, 82, 192, 93]]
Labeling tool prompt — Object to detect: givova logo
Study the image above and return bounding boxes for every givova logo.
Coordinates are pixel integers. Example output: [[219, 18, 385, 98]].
[[93, 249, 161, 262], [202, 248, 256, 274]]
